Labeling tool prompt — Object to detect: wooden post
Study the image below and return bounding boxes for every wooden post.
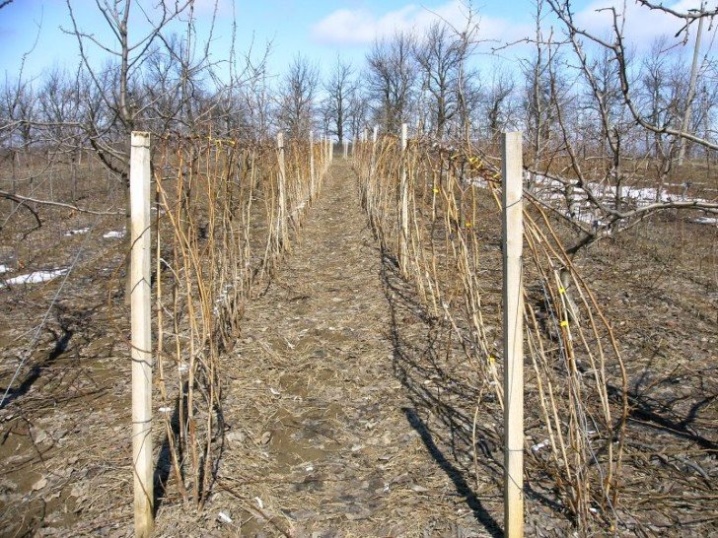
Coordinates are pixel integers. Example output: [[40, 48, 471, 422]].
[[277, 132, 287, 249], [130, 131, 153, 538], [309, 130, 315, 201], [399, 123, 409, 275], [320, 136, 324, 170], [502, 131, 524, 538], [370, 126, 378, 179]]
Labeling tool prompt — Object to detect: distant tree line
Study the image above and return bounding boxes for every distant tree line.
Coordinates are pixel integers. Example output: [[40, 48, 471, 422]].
[[2, 0, 718, 186]]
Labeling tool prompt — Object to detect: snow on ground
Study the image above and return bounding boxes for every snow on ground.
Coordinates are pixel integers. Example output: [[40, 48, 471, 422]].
[[468, 171, 717, 227], [0, 268, 68, 289], [103, 230, 125, 239], [524, 172, 715, 226], [65, 227, 90, 237], [0, 264, 10, 275]]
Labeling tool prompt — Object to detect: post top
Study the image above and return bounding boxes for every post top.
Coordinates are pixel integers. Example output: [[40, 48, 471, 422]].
[[131, 132, 151, 147]]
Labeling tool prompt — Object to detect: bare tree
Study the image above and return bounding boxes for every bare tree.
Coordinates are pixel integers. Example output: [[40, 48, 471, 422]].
[[323, 57, 356, 144], [677, 1, 707, 165], [241, 64, 273, 140], [532, 0, 718, 254], [347, 82, 370, 141], [63, 0, 196, 174], [276, 54, 319, 139], [522, 0, 562, 169], [62, 0, 196, 299], [36, 66, 87, 201], [365, 32, 418, 134], [547, 0, 718, 153], [482, 65, 516, 141], [1, 77, 24, 206], [638, 38, 688, 195], [0, 73, 37, 208], [415, 22, 463, 139]]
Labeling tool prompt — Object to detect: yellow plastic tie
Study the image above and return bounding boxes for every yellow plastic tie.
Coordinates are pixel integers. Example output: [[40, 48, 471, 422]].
[[558, 287, 566, 294], [560, 320, 569, 328], [433, 188, 440, 194]]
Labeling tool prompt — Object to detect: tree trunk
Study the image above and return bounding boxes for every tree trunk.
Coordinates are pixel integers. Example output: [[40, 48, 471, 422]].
[[678, 4, 705, 166]]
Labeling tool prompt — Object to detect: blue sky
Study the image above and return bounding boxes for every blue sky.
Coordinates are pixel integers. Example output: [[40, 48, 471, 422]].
[[0, 0, 710, 84]]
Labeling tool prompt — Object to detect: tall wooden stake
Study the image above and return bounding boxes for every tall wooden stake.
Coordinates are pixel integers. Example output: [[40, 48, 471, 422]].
[[370, 126, 378, 180], [277, 132, 287, 249], [130, 131, 153, 537], [309, 130, 315, 201], [399, 123, 409, 275], [502, 131, 524, 538]]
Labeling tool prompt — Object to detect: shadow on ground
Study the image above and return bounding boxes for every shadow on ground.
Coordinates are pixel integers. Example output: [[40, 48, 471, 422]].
[[378, 245, 505, 538]]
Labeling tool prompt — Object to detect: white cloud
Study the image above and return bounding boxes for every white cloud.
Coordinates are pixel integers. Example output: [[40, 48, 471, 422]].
[[310, 5, 422, 46], [310, 7, 382, 45], [192, 0, 235, 17], [572, 0, 711, 51], [309, 0, 712, 65], [310, 1, 526, 47]]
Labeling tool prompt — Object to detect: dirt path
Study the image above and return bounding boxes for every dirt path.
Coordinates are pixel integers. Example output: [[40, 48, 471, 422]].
[[154, 161, 501, 537]]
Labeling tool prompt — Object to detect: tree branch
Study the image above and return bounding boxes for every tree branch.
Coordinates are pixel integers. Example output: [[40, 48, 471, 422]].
[[0, 190, 123, 216], [0, 192, 42, 231]]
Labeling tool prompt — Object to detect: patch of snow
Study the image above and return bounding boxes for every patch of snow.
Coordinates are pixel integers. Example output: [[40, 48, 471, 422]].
[[0, 268, 68, 289], [103, 230, 125, 239], [531, 439, 550, 453], [695, 217, 718, 226], [0, 264, 10, 275], [65, 227, 90, 237], [518, 172, 716, 226]]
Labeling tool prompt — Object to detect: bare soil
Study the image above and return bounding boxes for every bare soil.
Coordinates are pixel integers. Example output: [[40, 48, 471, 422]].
[[1, 160, 716, 537]]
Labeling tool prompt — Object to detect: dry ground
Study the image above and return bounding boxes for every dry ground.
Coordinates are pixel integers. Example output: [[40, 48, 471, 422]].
[[0, 159, 716, 537]]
